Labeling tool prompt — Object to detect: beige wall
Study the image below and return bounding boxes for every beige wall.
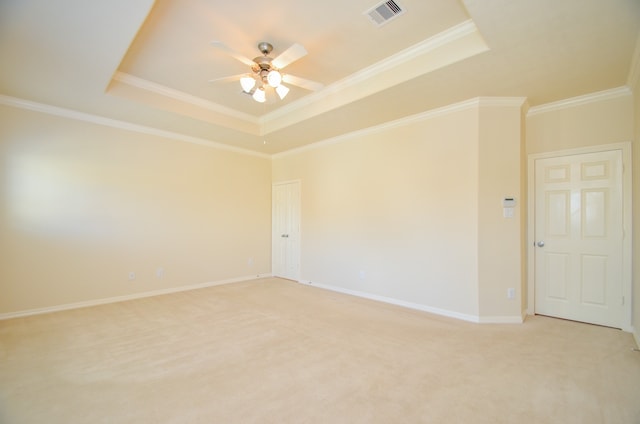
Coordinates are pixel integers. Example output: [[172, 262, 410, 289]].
[[477, 105, 524, 319], [520, 108, 528, 314], [527, 94, 633, 154], [633, 78, 640, 344], [526, 91, 635, 331], [273, 107, 481, 317], [0, 105, 272, 314], [273, 102, 526, 321], [3, 88, 634, 329]]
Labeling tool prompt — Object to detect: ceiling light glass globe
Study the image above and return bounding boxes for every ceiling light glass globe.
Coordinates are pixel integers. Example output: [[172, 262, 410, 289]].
[[276, 84, 290, 99], [252, 87, 266, 103], [267, 70, 282, 88], [240, 76, 256, 92]]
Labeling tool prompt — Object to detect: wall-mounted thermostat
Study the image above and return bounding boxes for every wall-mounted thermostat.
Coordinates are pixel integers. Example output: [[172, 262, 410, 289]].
[[503, 197, 516, 218], [503, 197, 516, 208]]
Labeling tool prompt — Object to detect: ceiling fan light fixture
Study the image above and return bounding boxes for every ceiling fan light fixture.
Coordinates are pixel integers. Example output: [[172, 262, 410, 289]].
[[252, 87, 266, 103], [211, 40, 321, 103], [276, 84, 290, 100], [267, 70, 282, 87], [240, 76, 256, 92]]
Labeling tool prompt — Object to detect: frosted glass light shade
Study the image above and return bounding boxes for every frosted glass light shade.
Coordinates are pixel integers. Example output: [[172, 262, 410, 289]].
[[252, 87, 266, 103], [267, 70, 282, 88], [240, 76, 256, 92], [276, 84, 290, 99]]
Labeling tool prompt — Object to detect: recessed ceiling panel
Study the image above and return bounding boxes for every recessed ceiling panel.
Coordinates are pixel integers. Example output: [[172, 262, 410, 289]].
[[115, 0, 471, 118]]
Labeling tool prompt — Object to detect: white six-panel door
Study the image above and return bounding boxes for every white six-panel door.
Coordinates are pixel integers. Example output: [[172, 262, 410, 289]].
[[272, 181, 300, 281], [534, 150, 623, 328]]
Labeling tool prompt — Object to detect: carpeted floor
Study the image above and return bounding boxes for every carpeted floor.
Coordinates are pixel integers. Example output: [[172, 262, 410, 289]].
[[1, 277, 639, 423]]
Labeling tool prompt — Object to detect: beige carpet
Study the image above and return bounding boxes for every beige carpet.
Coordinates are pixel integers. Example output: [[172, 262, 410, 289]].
[[1, 277, 639, 424]]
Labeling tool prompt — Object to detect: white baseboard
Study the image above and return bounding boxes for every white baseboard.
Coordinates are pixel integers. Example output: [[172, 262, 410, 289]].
[[299, 280, 523, 324], [0, 273, 272, 320], [633, 327, 639, 349]]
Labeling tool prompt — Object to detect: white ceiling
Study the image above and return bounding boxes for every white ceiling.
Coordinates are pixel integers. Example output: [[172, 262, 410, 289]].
[[1, 0, 639, 155]]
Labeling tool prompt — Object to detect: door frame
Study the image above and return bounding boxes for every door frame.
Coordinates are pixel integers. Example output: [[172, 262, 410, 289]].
[[527, 142, 632, 331], [272, 179, 302, 282]]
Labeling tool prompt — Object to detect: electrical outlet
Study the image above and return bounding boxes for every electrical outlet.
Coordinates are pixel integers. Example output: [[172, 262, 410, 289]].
[[128, 272, 136, 280], [507, 288, 515, 299], [156, 268, 164, 279]]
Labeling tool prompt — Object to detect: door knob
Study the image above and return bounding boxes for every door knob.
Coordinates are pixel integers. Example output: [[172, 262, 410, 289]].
[[536, 241, 545, 247]]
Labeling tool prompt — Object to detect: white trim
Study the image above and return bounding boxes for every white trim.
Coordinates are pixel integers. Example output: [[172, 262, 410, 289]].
[[0, 274, 272, 320], [273, 96, 525, 158], [112, 72, 259, 125], [271, 99, 478, 159], [526, 86, 632, 117], [300, 280, 482, 323], [633, 327, 640, 349], [274, 98, 480, 158], [0, 95, 270, 159], [112, 21, 484, 136], [0, 92, 527, 161], [527, 142, 633, 331], [262, 20, 482, 125]]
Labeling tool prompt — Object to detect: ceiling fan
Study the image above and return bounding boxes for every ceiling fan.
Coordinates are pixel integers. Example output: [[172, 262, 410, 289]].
[[210, 41, 323, 103]]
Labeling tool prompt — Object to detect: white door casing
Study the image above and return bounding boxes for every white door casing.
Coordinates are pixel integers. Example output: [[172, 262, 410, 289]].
[[527, 144, 632, 330], [272, 181, 301, 281]]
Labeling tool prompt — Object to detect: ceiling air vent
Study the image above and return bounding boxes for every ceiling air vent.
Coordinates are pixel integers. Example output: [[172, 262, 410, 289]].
[[365, 0, 405, 27]]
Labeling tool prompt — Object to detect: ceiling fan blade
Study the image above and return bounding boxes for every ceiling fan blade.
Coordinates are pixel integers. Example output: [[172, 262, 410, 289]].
[[208, 74, 245, 83], [282, 74, 323, 92], [210, 41, 255, 67], [272, 43, 308, 69]]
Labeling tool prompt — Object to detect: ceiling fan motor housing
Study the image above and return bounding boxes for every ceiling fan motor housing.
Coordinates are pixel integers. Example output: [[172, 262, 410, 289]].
[[253, 56, 273, 71], [252, 43, 278, 85], [257, 41, 273, 55]]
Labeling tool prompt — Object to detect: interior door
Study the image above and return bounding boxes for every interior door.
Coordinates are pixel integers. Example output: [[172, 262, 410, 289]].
[[272, 181, 300, 281], [534, 150, 623, 328]]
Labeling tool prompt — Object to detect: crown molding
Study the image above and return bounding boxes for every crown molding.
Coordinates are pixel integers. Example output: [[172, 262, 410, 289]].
[[0, 95, 269, 159], [112, 72, 259, 125], [262, 20, 485, 128], [273, 97, 485, 158], [1, 93, 528, 160], [273, 96, 528, 158], [108, 21, 485, 138], [526, 86, 632, 117]]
